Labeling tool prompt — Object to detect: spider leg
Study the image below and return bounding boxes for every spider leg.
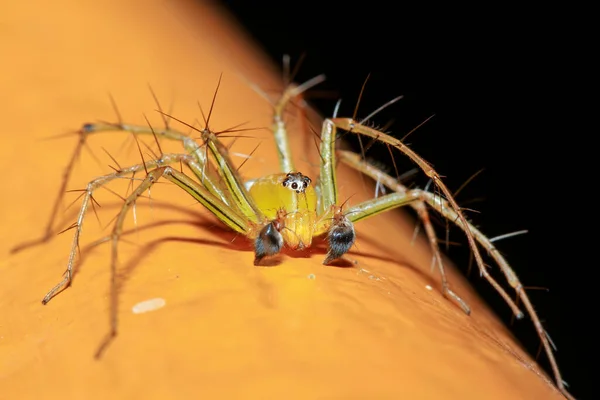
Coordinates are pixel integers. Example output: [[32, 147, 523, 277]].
[[411, 200, 471, 313], [94, 164, 255, 358], [37, 105, 261, 299], [327, 118, 524, 317], [43, 114, 276, 356], [17, 104, 267, 255], [83, 121, 240, 210], [337, 149, 572, 399], [327, 192, 471, 315], [308, 93, 523, 318], [311, 117, 357, 265], [11, 121, 226, 256], [317, 119, 339, 215], [41, 153, 192, 305], [337, 150, 473, 314], [271, 75, 326, 173], [160, 113, 293, 266], [41, 86, 285, 313], [41, 149, 253, 304], [313, 191, 419, 263]]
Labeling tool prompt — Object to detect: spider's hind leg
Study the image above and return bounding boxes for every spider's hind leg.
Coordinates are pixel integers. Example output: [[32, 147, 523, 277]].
[[411, 198, 471, 314]]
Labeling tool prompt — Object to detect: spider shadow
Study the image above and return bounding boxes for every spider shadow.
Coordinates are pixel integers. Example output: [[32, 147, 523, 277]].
[[342, 232, 447, 292], [59, 201, 248, 282], [36, 199, 440, 299]]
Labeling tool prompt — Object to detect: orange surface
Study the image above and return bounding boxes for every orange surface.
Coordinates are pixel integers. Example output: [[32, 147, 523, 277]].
[[1, 0, 562, 399]]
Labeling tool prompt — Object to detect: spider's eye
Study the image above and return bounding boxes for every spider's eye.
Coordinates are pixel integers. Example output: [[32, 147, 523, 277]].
[[291, 182, 298, 190], [303, 181, 308, 188], [282, 181, 288, 187]]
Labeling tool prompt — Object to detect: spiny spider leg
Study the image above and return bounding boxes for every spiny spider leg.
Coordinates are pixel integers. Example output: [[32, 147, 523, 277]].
[[41, 153, 195, 304], [308, 106, 571, 397], [329, 187, 472, 316], [41, 79, 305, 308], [326, 118, 523, 318], [40, 83, 302, 356], [41, 118, 267, 305], [15, 79, 273, 256], [11, 120, 226, 256], [95, 163, 256, 358], [264, 73, 326, 173], [311, 97, 468, 320], [337, 149, 571, 399], [84, 122, 234, 206], [153, 110, 263, 223], [339, 148, 474, 314]]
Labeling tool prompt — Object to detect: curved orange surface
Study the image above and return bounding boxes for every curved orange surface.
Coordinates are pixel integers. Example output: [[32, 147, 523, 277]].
[[1, 0, 562, 399]]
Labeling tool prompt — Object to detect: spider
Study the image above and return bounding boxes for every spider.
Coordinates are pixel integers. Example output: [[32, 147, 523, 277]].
[[31, 73, 570, 399]]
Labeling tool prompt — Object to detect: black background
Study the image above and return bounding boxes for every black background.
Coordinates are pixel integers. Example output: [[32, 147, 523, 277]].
[[217, 1, 589, 398]]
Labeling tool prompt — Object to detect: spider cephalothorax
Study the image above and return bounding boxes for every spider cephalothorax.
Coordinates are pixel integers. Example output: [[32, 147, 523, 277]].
[[248, 171, 324, 255], [249, 170, 354, 263]]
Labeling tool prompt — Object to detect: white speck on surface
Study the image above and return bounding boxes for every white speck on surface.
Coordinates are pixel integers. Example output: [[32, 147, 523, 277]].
[[132, 298, 166, 314], [307, 273, 316, 280], [425, 285, 433, 291]]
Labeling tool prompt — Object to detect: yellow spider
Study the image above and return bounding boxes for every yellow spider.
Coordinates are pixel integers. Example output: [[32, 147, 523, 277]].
[[34, 74, 570, 398]]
